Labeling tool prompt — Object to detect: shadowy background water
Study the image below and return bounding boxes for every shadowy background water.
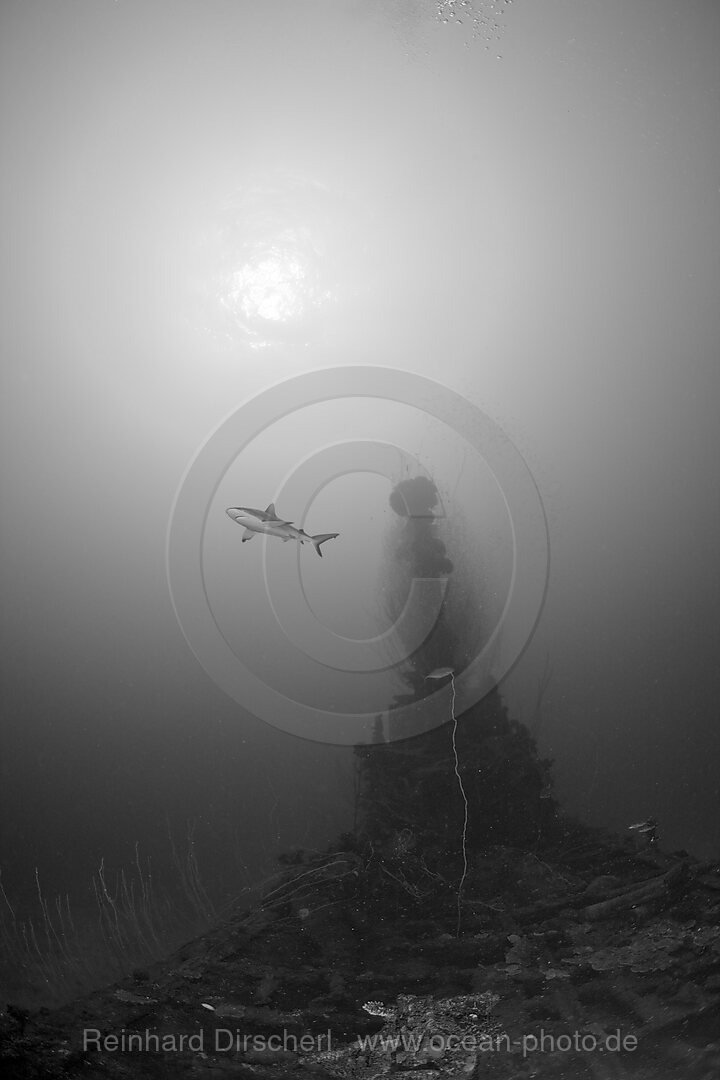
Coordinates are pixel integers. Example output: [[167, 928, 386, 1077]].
[[1, 0, 718, 1002]]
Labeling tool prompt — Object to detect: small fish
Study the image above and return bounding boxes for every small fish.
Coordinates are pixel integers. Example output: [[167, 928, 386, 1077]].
[[425, 666, 455, 680], [226, 505, 339, 558], [628, 817, 658, 834]]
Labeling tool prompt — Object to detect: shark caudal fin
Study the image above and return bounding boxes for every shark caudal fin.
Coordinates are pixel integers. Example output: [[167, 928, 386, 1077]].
[[311, 533, 339, 558]]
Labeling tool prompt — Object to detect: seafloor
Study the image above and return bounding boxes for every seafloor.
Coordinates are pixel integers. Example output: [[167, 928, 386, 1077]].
[[2, 820, 719, 1080]]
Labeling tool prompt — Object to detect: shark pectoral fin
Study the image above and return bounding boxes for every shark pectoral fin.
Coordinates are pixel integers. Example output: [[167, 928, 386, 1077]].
[[281, 536, 291, 542], [241, 529, 255, 542]]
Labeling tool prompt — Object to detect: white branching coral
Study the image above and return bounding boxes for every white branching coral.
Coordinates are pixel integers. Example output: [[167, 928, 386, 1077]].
[[362, 1000, 398, 1019]]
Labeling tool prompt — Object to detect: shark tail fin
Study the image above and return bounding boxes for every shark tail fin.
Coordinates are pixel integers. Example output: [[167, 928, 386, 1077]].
[[311, 533, 339, 558]]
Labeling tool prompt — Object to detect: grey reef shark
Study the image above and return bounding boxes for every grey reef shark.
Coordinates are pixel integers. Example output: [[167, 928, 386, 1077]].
[[226, 502, 339, 558]]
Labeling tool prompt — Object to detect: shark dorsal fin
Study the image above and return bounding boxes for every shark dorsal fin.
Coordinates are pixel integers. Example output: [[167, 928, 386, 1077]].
[[265, 502, 293, 524]]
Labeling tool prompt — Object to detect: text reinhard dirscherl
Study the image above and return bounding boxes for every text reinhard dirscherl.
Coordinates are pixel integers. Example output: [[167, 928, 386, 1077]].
[[82, 1027, 639, 1059], [83, 1029, 332, 1054]]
